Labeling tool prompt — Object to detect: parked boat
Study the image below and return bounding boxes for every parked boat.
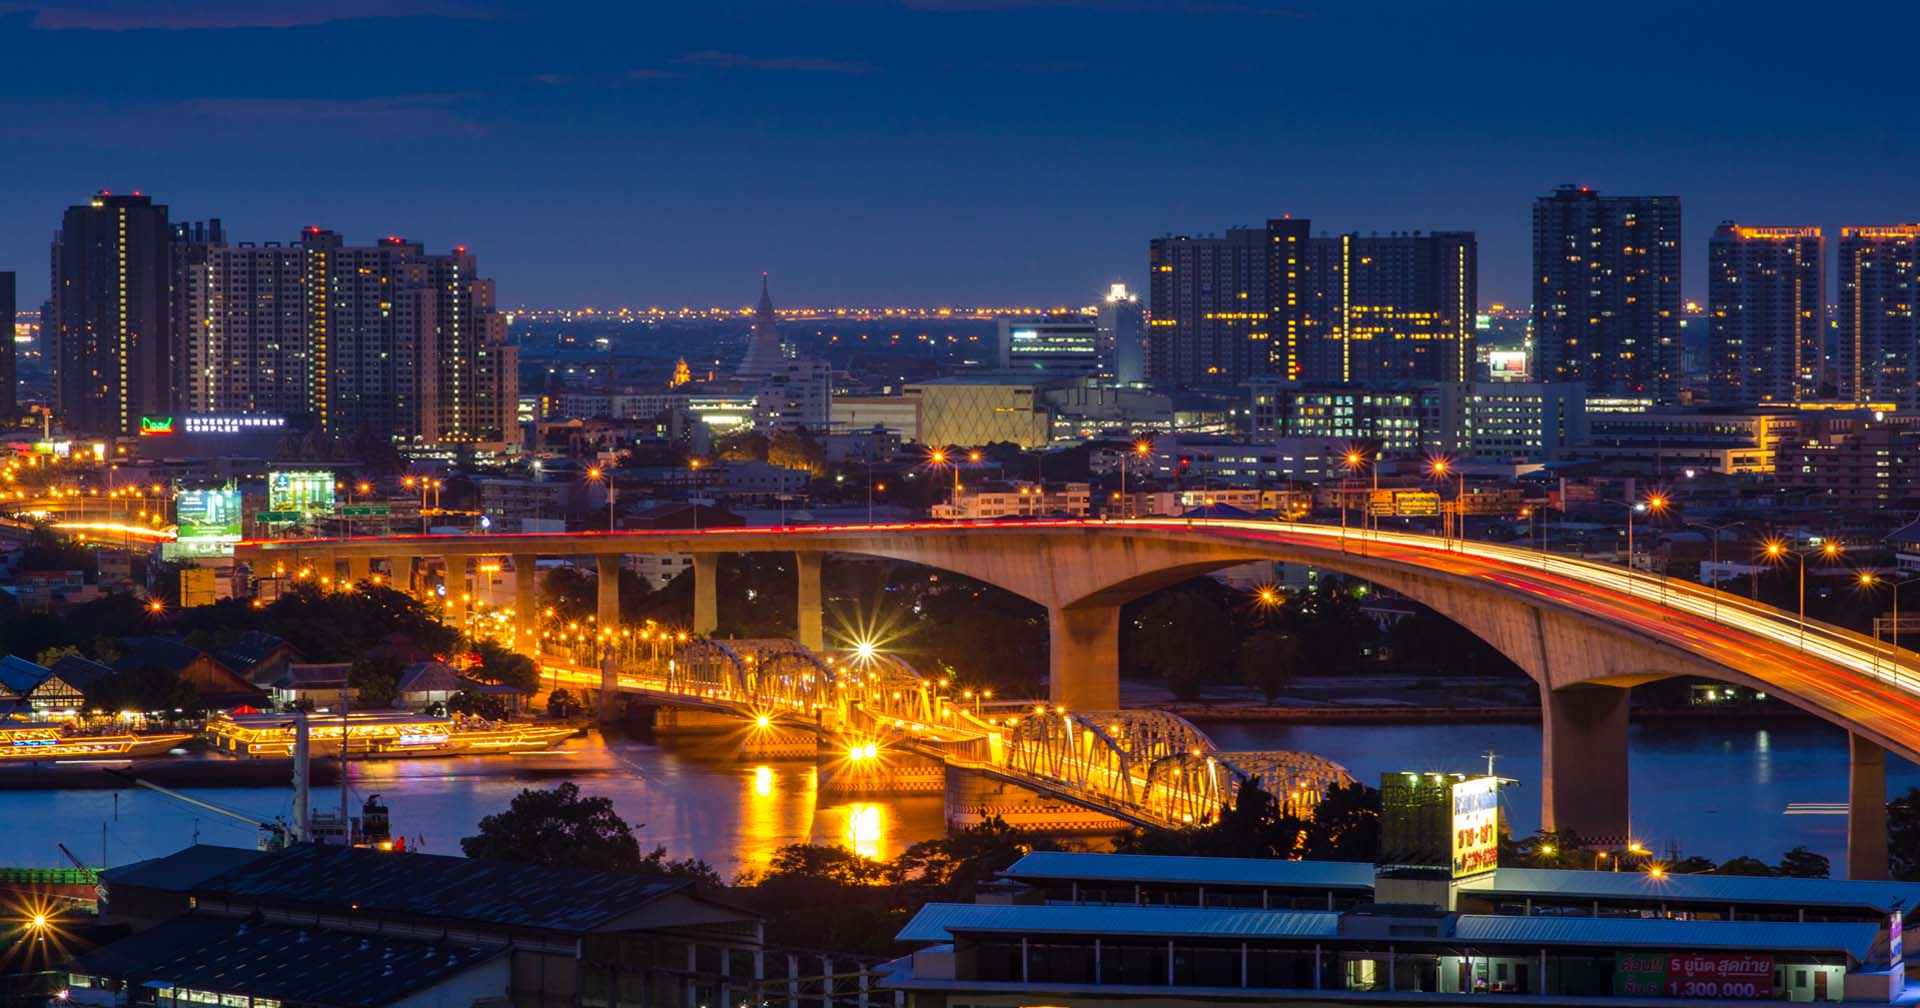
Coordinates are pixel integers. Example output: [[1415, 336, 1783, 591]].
[[0, 722, 193, 760], [202, 710, 574, 758]]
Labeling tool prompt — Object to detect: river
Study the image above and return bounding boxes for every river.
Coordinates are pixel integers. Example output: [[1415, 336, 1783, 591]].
[[3, 716, 1912, 876]]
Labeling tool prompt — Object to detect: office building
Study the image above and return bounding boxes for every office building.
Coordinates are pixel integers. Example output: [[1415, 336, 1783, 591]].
[[933, 480, 1091, 520], [0, 270, 14, 420], [1101, 283, 1147, 384], [1775, 412, 1920, 512], [1254, 381, 1450, 458], [1581, 406, 1802, 475], [901, 377, 1053, 448], [1838, 226, 1920, 407], [1460, 382, 1586, 461], [1149, 220, 1474, 389], [1708, 224, 1825, 403], [752, 354, 832, 433], [1532, 186, 1682, 401], [998, 316, 1105, 377], [50, 192, 175, 436]]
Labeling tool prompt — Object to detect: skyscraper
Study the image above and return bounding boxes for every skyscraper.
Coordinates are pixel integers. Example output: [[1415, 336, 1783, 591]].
[[1706, 224, 1824, 403], [1148, 219, 1474, 388], [0, 271, 14, 421], [50, 192, 174, 435], [1098, 283, 1146, 384], [1531, 186, 1682, 401], [172, 220, 313, 417], [1837, 225, 1920, 406]]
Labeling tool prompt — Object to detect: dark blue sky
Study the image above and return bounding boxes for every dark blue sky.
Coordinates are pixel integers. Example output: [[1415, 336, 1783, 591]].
[[3, 1, 1916, 309]]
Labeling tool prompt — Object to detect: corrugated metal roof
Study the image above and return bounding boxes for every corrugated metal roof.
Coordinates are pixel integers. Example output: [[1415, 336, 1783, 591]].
[[1461, 867, 1920, 913], [0, 655, 50, 695], [1003, 851, 1376, 889], [897, 902, 1341, 943], [1454, 914, 1881, 960]]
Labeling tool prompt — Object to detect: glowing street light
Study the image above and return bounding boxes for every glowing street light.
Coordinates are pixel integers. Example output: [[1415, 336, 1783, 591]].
[[1764, 538, 1843, 650]]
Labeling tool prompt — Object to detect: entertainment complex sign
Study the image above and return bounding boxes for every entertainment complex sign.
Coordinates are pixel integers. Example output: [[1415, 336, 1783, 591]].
[[1613, 952, 1773, 1000]]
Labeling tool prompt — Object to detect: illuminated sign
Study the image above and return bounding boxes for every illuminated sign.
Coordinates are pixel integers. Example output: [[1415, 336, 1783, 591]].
[[175, 489, 243, 553], [139, 416, 175, 436], [1449, 776, 1499, 878], [1395, 491, 1441, 517], [182, 414, 287, 435], [1613, 952, 1773, 1000], [268, 471, 336, 517], [1487, 350, 1529, 380]]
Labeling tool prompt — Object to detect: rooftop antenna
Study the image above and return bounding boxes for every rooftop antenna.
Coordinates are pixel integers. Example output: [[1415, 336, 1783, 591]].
[[1482, 749, 1498, 778]]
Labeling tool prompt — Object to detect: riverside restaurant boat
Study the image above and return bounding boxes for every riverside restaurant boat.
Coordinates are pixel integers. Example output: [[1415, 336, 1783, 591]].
[[0, 722, 194, 760], [202, 711, 576, 758]]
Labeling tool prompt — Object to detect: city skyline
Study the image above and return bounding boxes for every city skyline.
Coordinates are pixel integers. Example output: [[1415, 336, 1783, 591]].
[[4, 2, 1920, 309]]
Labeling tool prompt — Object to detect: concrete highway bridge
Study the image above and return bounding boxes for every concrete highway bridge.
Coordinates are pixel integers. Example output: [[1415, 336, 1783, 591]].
[[235, 518, 1920, 878]]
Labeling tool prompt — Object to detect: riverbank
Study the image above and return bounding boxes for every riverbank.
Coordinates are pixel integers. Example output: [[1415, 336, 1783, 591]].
[[0, 756, 339, 790]]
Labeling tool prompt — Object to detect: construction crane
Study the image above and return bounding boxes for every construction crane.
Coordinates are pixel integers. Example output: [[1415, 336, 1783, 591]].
[[104, 768, 289, 851], [57, 842, 107, 908]]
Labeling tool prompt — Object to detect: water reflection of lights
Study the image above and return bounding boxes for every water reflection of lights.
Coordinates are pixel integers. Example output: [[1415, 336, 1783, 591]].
[[846, 803, 884, 859], [753, 765, 773, 796]]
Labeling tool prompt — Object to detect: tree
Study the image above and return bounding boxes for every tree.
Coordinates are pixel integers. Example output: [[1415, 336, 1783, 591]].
[[1775, 846, 1831, 878], [1667, 855, 1718, 874], [714, 430, 769, 462], [1505, 829, 1589, 870], [1127, 585, 1236, 700], [472, 639, 539, 695], [32, 645, 79, 668], [542, 567, 597, 621], [448, 689, 509, 719], [892, 818, 1059, 896], [348, 654, 403, 709], [1300, 783, 1381, 861], [1236, 627, 1299, 703], [768, 430, 827, 476], [1715, 855, 1776, 876], [462, 782, 643, 871]]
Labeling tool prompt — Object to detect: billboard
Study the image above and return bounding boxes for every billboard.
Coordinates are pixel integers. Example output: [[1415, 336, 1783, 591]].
[[1395, 491, 1441, 517], [1613, 952, 1773, 1000], [176, 489, 243, 543], [1449, 776, 1499, 878], [179, 568, 218, 608], [1487, 350, 1529, 381], [268, 471, 336, 516]]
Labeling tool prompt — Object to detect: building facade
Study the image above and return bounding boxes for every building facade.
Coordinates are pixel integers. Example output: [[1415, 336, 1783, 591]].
[[50, 192, 175, 436], [998, 317, 1106, 377], [1838, 225, 1920, 407], [1532, 186, 1682, 401], [1101, 283, 1147, 384], [1708, 224, 1825, 403], [1148, 225, 1274, 388], [0, 270, 14, 420]]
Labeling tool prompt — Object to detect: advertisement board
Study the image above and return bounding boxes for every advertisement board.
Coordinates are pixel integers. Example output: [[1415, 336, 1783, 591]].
[[176, 489, 243, 542], [1613, 952, 1773, 1000], [179, 568, 218, 608], [268, 471, 335, 516], [1488, 350, 1529, 381], [1449, 776, 1500, 878]]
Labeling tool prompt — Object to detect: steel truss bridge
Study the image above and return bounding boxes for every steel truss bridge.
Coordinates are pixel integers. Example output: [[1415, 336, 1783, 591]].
[[584, 637, 1352, 831]]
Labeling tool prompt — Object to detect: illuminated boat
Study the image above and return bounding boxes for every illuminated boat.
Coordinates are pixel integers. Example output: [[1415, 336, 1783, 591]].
[[0, 723, 194, 760], [202, 711, 576, 758]]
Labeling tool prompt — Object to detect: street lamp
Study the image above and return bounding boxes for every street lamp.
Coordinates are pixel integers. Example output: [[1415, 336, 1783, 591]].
[[1763, 538, 1843, 650], [1607, 492, 1668, 584], [1119, 440, 1150, 519], [1857, 570, 1914, 681], [1427, 456, 1464, 547], [586, 466, 614, 531]]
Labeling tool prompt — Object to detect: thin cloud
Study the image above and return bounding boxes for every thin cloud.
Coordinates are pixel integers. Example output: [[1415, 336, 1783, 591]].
[[181, 93, 485, 135], [901, 0, 1301, 13], [675, 50, 876, 75], [0, 1, 498, 31]]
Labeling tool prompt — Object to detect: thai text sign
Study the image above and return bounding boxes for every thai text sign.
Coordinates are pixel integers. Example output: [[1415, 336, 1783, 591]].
[[1449, 776, 1499, 878], [1614, 952, 1773, 999]]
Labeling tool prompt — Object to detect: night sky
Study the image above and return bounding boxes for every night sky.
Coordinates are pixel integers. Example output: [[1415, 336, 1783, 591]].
[[3, 1, 1917, 310]]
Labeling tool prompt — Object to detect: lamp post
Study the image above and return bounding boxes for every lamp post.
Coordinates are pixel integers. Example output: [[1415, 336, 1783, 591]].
[[1120, 439, 1150, 519], [1607, 493, 1668, 585], [1857, 571, 1914, 682], [1685, 518, 1746, 617], [586, 466, 613, 531], [1762, 538, 1843, 651], [1427, 456, 1464, 548]]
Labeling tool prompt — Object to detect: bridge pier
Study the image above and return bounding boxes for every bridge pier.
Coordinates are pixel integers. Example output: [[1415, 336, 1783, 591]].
[[384, 556, 412, 595], [1849, 733, 1889, 880], [1049, 604, 1120, 710], [694, 553, 719, 636], [796, 552, 824, 652], [514, 555, 539, 656], [596, 554, 621, 628], [345, 555, 371, 586], [1541, 684, 1630, 845]]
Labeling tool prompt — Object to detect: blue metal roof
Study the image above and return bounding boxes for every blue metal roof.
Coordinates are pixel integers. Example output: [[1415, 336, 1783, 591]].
[[1453, 915, 1880, 961], [1003, 851, 1376, 890], [898, 902, 1341, 943], [899, 902, 1881, 961], [1460, 867, 1920, 914]]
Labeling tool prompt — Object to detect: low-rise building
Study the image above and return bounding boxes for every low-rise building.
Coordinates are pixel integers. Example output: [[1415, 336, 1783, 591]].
[[934, 481, 1091, 520]]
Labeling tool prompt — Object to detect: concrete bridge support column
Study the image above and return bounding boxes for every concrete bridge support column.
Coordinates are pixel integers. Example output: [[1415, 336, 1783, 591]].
[[1541, 684, 1630, 845], [384, 557, 411, 595], [693, 553, 719, 636], [513, 555, 539, 656], [1048, 604, 1120, 711], [345, 555, 371, 587], [795, 552, 824, 652], [1849, 734, 1889, 880], [596, 554, 622, 629]]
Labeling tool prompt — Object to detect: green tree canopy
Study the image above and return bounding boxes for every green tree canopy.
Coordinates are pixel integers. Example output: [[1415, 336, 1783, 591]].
[[461, 782, 643, 872]]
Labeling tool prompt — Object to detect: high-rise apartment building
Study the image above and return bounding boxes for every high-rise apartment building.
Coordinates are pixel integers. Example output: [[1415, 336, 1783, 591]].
[[1838, 225, 1920, 407], [50, 192, 175, 436], [0, 271, 14, 421], [1299, 231, 1476, 385], [1148, 219, 1473, 389], [173, 220, 313, 417], [1531, 186, 1682, 401], [1707, 224, 1824, 403]]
